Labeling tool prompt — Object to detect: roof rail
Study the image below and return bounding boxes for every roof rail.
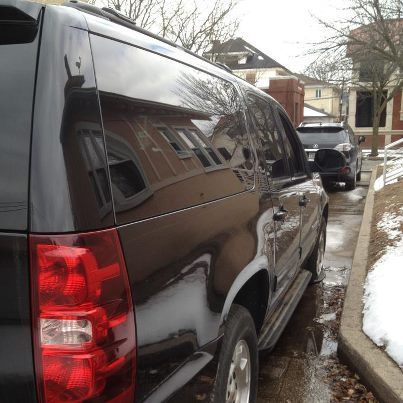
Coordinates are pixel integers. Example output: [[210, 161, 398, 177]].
[[215, 62, 232, 73], [101, 6, 136, 25], [63, 1, 234, 76]]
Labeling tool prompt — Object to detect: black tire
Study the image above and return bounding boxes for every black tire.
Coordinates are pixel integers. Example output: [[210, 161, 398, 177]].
[[356, 160, 362, 181], [212, 304, 258, 403], [345, 173, 356, 190], [305, 220, 326, 283]]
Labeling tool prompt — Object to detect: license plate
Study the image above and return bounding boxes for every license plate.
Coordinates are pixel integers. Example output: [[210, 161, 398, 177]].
[[308, 152, 316, 161]]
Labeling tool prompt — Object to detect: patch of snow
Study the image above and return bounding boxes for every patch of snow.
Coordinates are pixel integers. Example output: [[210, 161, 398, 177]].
[[315, 312, 337, 323], [320, 337, 338, 356], [344, 187, 366, 202], [375, 158, 403, 191], [377, 209, 403, 241], [374, 176, 385, 191], [363, 239, 403, 368]]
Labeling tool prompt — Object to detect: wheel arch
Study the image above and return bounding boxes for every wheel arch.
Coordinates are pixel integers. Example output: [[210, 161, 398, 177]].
[[219, 259, 271, 336], [323, 202, 329, 224]]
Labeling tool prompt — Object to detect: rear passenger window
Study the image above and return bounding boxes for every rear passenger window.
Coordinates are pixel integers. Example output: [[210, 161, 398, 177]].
[[247, 95, 288, 180], [91, 35, 254, 224], [277, 111, 306, 177]]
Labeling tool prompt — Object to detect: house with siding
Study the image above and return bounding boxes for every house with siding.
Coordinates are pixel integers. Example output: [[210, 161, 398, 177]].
[[203, 38, 305, 127]]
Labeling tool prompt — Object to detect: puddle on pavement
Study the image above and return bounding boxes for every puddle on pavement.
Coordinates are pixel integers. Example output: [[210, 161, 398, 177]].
[[258, 187, 375, 402], [258, 266, 350, 402]]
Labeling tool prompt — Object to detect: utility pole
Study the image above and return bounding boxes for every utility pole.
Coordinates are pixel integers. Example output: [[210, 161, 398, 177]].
[[339, 77, 345, 122]]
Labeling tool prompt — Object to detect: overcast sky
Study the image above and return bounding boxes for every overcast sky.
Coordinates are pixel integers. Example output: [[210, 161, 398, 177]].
[[236, 0, 347, 73]]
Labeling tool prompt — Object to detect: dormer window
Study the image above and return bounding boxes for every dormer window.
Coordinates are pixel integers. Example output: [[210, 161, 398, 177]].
[[239, 56, 247, 64]]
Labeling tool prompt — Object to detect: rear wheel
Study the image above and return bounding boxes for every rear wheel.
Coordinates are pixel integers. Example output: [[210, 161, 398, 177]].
[[306, 220, 326, 283], [356, 160, 362, 181], [212, 305, 258, 403], [345, 171, 356, 190]]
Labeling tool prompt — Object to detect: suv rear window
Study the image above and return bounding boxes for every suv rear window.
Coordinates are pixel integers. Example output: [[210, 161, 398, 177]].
[[0, 19, 40, 230], [296, 127, 349, 144]]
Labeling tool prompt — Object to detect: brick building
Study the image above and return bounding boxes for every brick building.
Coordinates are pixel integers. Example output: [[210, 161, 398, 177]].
[[347, 22, 403, 148], [203, 38, 305, 127]]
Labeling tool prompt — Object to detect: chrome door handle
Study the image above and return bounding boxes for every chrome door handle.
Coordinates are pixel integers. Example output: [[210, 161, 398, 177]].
[[299, 195, 310, 207], [273, 207, 288, 221]]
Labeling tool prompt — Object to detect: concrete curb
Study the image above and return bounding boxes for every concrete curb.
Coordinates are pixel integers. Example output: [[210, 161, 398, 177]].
[[338, 168, 403, 403]]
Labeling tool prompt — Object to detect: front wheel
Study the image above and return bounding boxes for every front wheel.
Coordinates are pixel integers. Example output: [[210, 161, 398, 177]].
[[305, 220, 326, 283], [212, 305, 258, 403]]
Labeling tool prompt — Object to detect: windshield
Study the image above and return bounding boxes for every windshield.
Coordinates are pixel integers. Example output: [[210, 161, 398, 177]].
[[296, 127, 349, 144]]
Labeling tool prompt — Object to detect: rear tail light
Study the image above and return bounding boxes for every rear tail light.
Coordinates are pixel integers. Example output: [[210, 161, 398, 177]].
[[339, 166, 351, 175], [30, 229, 136, 403], [334, 143, 353, 152]]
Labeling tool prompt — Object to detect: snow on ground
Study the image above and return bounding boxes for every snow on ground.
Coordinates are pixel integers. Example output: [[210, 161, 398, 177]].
[[377, 209, 403, 241], [374, 160, 403, 191], [344, 187, 367, 202], [363, 207, 403, 368]]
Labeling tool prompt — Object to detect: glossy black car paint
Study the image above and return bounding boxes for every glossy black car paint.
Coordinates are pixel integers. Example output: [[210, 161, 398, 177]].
[[0, 5, 41, 231], [0, 2, 329, 402], [0, 4, 41, 402], [0, 234, 37, 402], [30, 6, 114, 233]]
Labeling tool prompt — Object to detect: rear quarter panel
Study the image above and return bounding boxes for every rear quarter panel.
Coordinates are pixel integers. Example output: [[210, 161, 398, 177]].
[[119, 190, 262, 400], [0, 234, 36, 402]]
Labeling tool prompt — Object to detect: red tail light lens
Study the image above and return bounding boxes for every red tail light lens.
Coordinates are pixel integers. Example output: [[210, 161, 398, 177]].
[[339, 166, 351, 175], [30, 229, 136, 403]]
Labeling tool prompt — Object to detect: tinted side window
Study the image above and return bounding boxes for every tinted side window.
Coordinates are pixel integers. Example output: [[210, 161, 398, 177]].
[[91, 35, 254, 224], [0, 30, 39, 230], [277, 111, 306, 177], [247, 95, 288, 180]]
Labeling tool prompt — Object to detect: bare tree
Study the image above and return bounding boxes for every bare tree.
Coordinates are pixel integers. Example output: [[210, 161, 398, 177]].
[[309, 0, 403, 156], [165, 0, 239, 54], [88, 0, 157, 29], [91, 0, 240, 55], [304, 54, 352, 85]]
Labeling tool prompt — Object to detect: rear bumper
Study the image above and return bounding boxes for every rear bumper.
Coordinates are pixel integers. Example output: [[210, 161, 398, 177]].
[[319, 171, 354, 183]]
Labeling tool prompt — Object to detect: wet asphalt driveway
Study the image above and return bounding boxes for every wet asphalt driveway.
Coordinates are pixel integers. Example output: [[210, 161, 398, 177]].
[[257, 162, 377, 402]]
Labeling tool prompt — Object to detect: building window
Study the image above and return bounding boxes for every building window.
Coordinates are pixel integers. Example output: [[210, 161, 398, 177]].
[[175, 128, 222, 168], [355, 90, 387, 128], [245, 72, 256, 84], [315, 89, 322, 98], [358, 60, 385, 82], [157, 126, 190, 157]]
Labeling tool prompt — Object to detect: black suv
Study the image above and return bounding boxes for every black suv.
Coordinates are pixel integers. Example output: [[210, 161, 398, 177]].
[[0, 2, 333, 402], [296, 122, 365, 190]]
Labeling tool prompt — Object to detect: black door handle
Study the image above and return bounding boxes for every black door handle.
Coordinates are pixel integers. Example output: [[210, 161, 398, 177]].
[[273, 207, 288, 221], [299, 195, 310, 207]]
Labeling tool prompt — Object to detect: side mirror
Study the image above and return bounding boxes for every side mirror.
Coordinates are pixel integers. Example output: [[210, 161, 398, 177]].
[[358, 135, 366, 144], [311, 149, 347, 172]]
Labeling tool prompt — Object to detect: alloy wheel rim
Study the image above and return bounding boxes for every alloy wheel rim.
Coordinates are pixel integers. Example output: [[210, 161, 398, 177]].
[[226, 339, 251, 403]]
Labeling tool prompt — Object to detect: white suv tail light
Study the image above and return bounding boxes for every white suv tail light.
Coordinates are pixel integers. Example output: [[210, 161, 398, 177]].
[[334, 143, 353, 152]]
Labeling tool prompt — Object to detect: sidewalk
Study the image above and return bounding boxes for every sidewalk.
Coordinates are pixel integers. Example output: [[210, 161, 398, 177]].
[[338, 168, 403, 403]]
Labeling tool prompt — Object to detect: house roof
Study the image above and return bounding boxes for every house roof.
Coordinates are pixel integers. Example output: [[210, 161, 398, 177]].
[[293, 73, 333, 87], [303, 103, 335, 117], [203, 37, 290, 72]]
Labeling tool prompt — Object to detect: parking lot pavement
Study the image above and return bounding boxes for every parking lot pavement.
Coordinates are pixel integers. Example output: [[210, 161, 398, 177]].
[[258, 181, 370, 402]]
